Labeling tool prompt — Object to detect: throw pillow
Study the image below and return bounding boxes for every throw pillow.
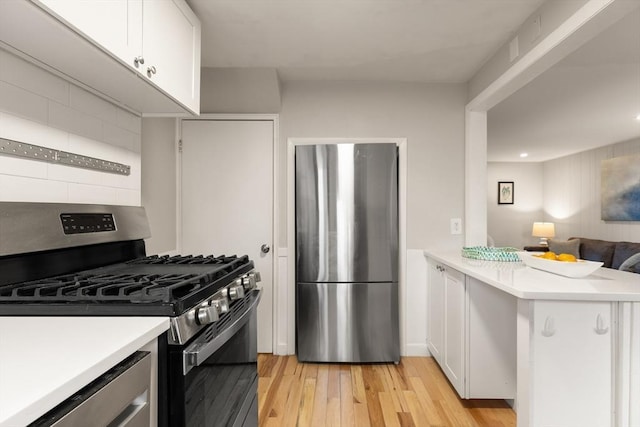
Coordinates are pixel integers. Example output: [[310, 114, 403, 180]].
[[612, 241, 640, 269], [619, 253, 640, 273], [579, 238, 616, 267], [548, 238, 580, 258]]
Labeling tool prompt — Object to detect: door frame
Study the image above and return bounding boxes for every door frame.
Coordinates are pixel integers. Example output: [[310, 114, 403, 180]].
[[177, 113, 279, 353], [286, 137, 408, 356]]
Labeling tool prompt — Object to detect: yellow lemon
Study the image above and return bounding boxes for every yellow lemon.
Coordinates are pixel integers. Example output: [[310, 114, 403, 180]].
[[557, 253, 577, 262], [542, 251, 558, 260]]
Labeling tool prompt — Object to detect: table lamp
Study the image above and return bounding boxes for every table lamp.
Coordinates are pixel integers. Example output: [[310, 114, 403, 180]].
[[532, 222, 555, 246]]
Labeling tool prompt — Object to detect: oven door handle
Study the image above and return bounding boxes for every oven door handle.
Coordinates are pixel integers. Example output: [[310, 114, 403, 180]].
[[183, 288, 262, 375]]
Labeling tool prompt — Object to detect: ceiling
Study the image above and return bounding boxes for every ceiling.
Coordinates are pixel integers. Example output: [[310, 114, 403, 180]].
[[488, 7, 640, 162], [187, 0, 547, 83], [187, 0, 640, 163]]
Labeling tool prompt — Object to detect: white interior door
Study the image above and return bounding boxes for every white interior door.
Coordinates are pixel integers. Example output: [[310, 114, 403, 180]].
[[180, 119, 274, 353]]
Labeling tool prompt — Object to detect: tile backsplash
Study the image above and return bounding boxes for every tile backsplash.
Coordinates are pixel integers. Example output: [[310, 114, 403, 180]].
[[0, 48, 141, 206]]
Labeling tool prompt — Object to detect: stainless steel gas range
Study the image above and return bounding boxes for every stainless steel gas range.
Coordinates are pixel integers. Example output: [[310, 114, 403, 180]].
[[0, 202, 261, 427]]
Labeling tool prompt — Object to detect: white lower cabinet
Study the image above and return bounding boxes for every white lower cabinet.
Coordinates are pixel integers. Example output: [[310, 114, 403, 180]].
[[467, 276, 516, 398], [427, 259, 464, 394], [529, 300, 614, 427], [427, 260, 445, 364], [427, 258, 516, 399], [443, 265, 466, 396]]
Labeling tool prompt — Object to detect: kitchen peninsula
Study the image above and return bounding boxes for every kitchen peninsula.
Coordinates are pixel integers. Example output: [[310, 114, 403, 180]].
[[425, 250, 640, 427]]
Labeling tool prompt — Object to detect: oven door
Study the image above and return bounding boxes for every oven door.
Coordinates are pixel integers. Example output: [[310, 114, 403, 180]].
[[166, 289, 261, 427]]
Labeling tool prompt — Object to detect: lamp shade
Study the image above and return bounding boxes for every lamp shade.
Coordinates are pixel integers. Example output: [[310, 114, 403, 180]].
[[532, 222, 555, 238]]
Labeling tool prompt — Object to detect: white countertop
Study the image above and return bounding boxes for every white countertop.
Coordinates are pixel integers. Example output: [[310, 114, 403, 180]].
[[425, 250, 640, 301], [0, 316, 169, 427]]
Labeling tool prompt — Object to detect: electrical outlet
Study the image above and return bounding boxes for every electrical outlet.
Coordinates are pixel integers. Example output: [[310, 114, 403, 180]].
[[450, 218, 462, 235]]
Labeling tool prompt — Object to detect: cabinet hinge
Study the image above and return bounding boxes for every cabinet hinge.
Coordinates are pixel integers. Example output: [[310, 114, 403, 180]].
[[178, 139, 183, 153]]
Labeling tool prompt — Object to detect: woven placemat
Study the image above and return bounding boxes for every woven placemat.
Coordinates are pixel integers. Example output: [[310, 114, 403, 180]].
[[461, 246, 521, 262]]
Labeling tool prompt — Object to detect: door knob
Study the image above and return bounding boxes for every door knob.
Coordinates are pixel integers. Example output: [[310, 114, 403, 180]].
[[261, 244, 270, 254]]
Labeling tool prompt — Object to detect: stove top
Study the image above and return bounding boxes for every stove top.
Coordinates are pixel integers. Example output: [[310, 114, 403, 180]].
[[0, 254, 253, 316]]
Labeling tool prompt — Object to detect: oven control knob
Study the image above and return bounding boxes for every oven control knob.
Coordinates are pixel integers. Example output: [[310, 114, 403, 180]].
[[243, 272, 261, 290], [242, 275, 254, 290], [228, 283, 245, 301], [211, 297, 229, 314], [195, 306, 219, 325]]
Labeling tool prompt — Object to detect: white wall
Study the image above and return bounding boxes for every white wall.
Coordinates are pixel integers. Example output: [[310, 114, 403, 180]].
[[200, 68, 281, 114], [487, 162, 544, 248], [543, 137, 640, 242], [279, 80, 467, 250], [0, 49, 141, 205], [141, 118, 177, 254], [279, 80, 467, 355]]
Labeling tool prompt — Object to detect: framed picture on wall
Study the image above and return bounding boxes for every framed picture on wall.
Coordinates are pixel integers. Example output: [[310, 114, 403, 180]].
[[498, 181, 514, 205]]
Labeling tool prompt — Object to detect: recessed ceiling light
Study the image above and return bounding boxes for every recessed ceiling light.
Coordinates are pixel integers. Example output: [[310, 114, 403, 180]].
[[636, 114, 640, 121], [520, 152, 529, 158]]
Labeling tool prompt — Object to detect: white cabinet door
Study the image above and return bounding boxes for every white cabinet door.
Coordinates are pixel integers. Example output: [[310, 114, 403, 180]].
[[467, 276, 516, 398], [443, 266, 466, 397], [33, 0, 143, 69], [427, 260, 444, 364], [142, 0, 201, 113], [531, 300, 613, 427]]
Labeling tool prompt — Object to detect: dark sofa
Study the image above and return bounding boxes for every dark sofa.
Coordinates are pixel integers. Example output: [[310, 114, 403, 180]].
[[569, 237, 640, 271]]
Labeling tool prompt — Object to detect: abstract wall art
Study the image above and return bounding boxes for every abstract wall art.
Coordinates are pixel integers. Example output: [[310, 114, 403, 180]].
[[601, 154, 640, 221]]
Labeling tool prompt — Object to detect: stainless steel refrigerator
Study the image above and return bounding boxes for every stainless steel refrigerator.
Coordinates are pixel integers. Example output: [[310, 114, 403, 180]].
[[295, 143, 399, 363]]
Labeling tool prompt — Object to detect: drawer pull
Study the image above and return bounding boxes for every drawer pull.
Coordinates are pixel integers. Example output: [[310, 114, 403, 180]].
[[541, 316, 555, 337], [594, 314, 609, 335]]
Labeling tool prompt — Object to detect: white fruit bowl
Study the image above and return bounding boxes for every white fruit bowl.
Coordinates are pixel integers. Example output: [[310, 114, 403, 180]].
[[518, 251, 603, 278]]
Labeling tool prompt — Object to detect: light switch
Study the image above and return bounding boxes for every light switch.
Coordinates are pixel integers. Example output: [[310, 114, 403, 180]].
[[450, 218, 462, 235]]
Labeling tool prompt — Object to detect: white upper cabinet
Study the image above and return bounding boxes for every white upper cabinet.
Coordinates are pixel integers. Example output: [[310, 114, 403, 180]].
[[141, 0, 200, 114], [35, 0, 143, 66], [0, 0, 200, 115]]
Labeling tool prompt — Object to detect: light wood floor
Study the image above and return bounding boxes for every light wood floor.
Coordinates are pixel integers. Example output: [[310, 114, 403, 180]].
[[258, 354, 515, 427]]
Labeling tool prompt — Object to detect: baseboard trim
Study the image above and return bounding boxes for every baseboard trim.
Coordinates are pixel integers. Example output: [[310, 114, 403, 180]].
[[404, 343, 430, 357]]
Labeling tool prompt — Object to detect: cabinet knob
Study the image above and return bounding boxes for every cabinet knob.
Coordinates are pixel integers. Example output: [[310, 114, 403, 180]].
[[594, 313, 609, 335], [133, 56, 145, 67], [147, 66, 157, 78], [541, 316, 555, 337]]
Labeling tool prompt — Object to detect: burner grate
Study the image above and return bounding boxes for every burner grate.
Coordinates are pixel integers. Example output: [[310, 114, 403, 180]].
[[0, 252, 253, 315], [0, 272, 205, 303], [0, 255, 252, 310], [127, 254, 247, 266]]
